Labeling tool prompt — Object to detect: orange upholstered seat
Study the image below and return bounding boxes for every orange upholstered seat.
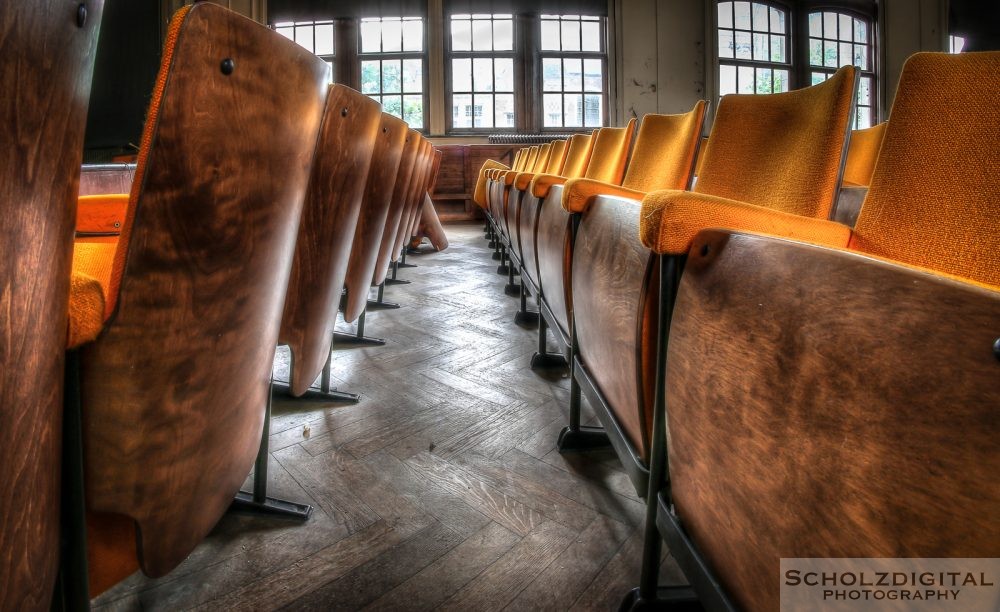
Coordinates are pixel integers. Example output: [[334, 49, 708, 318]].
[[639, 65, 857, 256], [567, 66, 857, 508], [66, 4, 330, 597], [650, 51, 1000, 612], [562, 103, 706, 213], [842, 121, 887, 186]]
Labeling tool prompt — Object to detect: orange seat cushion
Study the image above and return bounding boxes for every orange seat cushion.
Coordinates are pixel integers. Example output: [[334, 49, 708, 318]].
[[66, 272, 106, 349]]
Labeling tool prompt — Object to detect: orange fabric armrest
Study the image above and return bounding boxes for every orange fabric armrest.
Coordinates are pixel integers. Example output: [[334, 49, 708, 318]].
[[561, 178, 645, 213], [77, 194, 128, 237], [66, 272, 106, 349], [475, 160, 508, 206], [530, 173, 568, 199], [639, 190, 853, 255], [513, 171, 536, 191]]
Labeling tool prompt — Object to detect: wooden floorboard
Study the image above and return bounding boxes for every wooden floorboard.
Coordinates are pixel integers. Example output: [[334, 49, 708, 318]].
[[92, 222, 653, 611]]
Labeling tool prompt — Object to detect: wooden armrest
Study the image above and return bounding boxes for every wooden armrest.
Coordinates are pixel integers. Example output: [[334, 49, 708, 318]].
[[76, 193, 128, 238], [639, 190, 852, 255], [562, 178, 644, 213]]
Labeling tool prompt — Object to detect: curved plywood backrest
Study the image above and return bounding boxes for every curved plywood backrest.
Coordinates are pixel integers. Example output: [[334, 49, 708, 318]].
[[851, 52, 1000, 289], [0, 1, 104, 608], [665, 230, 1000, 611], [79, 3, 329, 580], [280, 85, 383, 396], [841, 121, 886, 186], [393, 142, 433, 262], [373, 132, 423, 287], [405, 149, 443, 247], [621, 102, 706, 192], [695, 65, 857, 217], [342, 114, 409, 322], [583, 119, 637, 184]]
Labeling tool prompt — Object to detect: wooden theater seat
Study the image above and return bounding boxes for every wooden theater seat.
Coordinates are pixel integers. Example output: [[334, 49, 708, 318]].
[[654, 51, 1000, 611], [515, 133, 596, 320], [498, 142, 552, 248], [399, 143, 437, 261], [370, 134, 424, 293], [410, 194, 449, 252], [531, 120, 636, 368], [340, 117, 410, 326], [65, 3, 330, 596], [473, 159, 508, 209], [555, 103, 706, 459], [279, 85, 383, 397], [394, 148, 442, 268], [577, 66, 856, 505], [0, 1, 104, 608], [498, 139, 568, 291]]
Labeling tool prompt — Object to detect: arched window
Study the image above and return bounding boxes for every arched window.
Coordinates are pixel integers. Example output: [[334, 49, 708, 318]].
[[808, 10, 876, 128], [715, 2, 880, 128], [717, 1, 791, 96]]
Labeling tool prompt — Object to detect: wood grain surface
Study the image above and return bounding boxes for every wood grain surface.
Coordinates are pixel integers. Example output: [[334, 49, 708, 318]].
[[665, 230, 1000, 611], [517, 192, 543, 290], [371, 133, 422, 287], [0, 1, 104, 609], [397, 143, 434, 259], [79, 2, 329, 578], [394, 148, 440, 262], [535, 186, 573, 338], [88, 224, 651, 610], [573, 196, 657, 462], [342, 119, 410, 322], [280, 85, 382, 396]]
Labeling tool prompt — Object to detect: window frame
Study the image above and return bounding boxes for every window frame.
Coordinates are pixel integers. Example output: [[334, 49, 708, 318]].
[[802, 6, 878, 128], [445, 13, 520, 134], [358, 16, 430, 131], [537, 14, 609, 131], [274, 20, 337, 83], [711, 1, 881, 127], [716, 0, 794, 98]]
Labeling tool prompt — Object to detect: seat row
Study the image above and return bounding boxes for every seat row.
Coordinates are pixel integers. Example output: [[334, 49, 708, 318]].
[[474, 51, 999, 610], [1, 3, 442, 609]]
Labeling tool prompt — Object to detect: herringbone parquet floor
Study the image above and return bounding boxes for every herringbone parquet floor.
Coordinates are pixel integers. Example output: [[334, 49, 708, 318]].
[[92, 222, 682, 611]]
